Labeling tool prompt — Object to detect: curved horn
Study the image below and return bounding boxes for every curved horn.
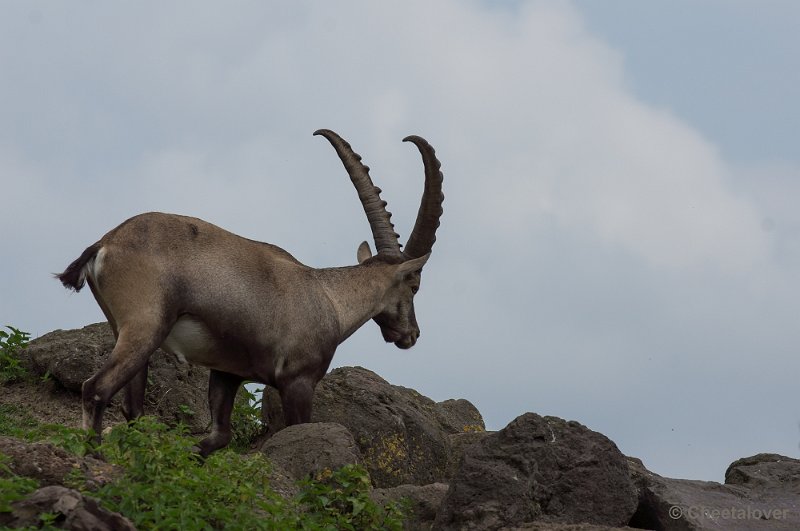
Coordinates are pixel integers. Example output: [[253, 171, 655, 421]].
[[314, 129, 402, 256], [401, 135, 444, 260]]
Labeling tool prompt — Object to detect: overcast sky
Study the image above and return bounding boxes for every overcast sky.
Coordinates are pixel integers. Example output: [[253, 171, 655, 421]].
[[1, 1, 798, 482]]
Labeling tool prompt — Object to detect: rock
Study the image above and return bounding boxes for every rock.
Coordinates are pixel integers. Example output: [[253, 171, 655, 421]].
[[24, 322, 211, 432], [629, 453, 800, 530], [263, 366, 484, 487], [0, 436, 121, 490], [143, 349, 211, 432], [0, 485, 135, 530], [725, 453, 800, 494], [372, 482, 449, 530], [445, 431, 491, 479], [266, 461, 301, 500], [625, 456, 650, 493], [260, 422, 361, 481], [434, 412, 638, 530], [16, 325, 800, 530], [25, 323, 114, 392], [434, 399, 485, 434]]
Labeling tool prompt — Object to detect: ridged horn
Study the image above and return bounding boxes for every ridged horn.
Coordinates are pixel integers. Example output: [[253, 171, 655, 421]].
[[314, 129, 402, 256], [401, 135, 444, 260]]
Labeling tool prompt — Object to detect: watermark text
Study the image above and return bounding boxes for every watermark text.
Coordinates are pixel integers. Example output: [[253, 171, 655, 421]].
[[670, 504, 790, 521]]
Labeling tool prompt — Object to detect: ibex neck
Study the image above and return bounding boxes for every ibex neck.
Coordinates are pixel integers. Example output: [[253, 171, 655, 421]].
[[313, 265, 391, 343]]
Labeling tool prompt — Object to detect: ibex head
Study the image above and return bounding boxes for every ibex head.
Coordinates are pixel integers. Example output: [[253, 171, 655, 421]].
[[315, 129, 444, 350]]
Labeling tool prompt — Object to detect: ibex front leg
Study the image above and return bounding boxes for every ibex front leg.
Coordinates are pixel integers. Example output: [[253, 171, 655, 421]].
[[280, 376, 316, 425]]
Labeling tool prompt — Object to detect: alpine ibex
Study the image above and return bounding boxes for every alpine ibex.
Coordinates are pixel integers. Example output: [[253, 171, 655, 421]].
[[57, 129, 443, 455]]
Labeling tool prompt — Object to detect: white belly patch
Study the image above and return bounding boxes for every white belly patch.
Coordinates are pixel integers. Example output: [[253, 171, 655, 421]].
[[161, 317, 216, 365]]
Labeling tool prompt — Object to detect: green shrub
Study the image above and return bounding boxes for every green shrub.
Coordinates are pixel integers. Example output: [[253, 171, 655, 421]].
[[95, 416, 293, 530], [0, 389, 407, 529], [33, 424, 96, 457], [230, 384, 265, 451], [296, 464, 405, 531], [92, 417, 406, 529], [0, 326, 30, 383]]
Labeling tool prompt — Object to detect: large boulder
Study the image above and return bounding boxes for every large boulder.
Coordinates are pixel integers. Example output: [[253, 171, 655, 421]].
[[725, 453, 800, 494], [260, 422, 361, 481], [629, 453, 800, 530], [434, 412, 638, 530], [24, 323, 115, 392], [23, 322, 211, 432], [262, 366, 485, 488]]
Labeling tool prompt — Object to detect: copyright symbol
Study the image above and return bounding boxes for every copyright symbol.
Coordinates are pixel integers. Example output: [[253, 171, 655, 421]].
[[669, 505, 683, 519]]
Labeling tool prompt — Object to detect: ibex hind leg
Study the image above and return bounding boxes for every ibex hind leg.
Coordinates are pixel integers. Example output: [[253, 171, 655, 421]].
[[86, 277, 149, 423], [197, 369, 244, 457], [81, 320, 170, 441], [89, 297, 149, 423]]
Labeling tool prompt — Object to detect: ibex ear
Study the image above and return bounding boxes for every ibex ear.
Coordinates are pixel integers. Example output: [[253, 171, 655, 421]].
[[357, 241, 373, 263], [394, 253, 430, 279]]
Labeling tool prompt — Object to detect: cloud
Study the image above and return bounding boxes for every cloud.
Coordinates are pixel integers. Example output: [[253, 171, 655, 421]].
[[367, 0, 769, 274], [4, 1, 767, 278]]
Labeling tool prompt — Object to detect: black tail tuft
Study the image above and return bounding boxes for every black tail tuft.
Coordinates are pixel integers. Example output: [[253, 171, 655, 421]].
[[56, 243, 100, 292]]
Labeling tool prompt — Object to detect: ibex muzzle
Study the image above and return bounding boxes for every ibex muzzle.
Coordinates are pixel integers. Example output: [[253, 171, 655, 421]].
[[56, 129, 444, 456]]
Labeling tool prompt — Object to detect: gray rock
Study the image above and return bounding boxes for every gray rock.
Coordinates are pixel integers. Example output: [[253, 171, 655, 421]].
[[25, 323, 114, 392], [0, 436, 121, 490], [445, 431, 491, 479], [24, 322, 211, 432], [0, 485, 135, 530], [372, 482, 450, 530], [629, 453, 800, 530], [725, 453, 800, 494], [260, 422, 361, 481], [434, 412, 638, 530], [263, 366, 484, 487], [266, 461, 301, 500], [434, 398, 485, 434]]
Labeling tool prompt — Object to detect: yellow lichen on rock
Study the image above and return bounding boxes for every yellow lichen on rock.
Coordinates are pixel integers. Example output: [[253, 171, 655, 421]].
[[363, 433, 408, 480]]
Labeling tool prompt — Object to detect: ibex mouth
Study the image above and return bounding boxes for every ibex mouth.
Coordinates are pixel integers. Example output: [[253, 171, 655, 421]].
[[395, 337, 416, 350], [381, 327, 403, 343], [380, 326, 417, 349], [381, 327, 417, 349], [381, 327, 416, 349]]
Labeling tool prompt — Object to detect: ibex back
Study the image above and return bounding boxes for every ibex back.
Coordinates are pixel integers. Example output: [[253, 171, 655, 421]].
[[57, 129, 444, 455]]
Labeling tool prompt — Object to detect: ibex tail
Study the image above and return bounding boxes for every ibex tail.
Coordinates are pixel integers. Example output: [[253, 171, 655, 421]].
[[56, 242, 101, 291]]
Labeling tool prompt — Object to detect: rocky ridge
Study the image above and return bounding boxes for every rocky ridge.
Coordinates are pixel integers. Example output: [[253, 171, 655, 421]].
[[1, 323, 798, 530]]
